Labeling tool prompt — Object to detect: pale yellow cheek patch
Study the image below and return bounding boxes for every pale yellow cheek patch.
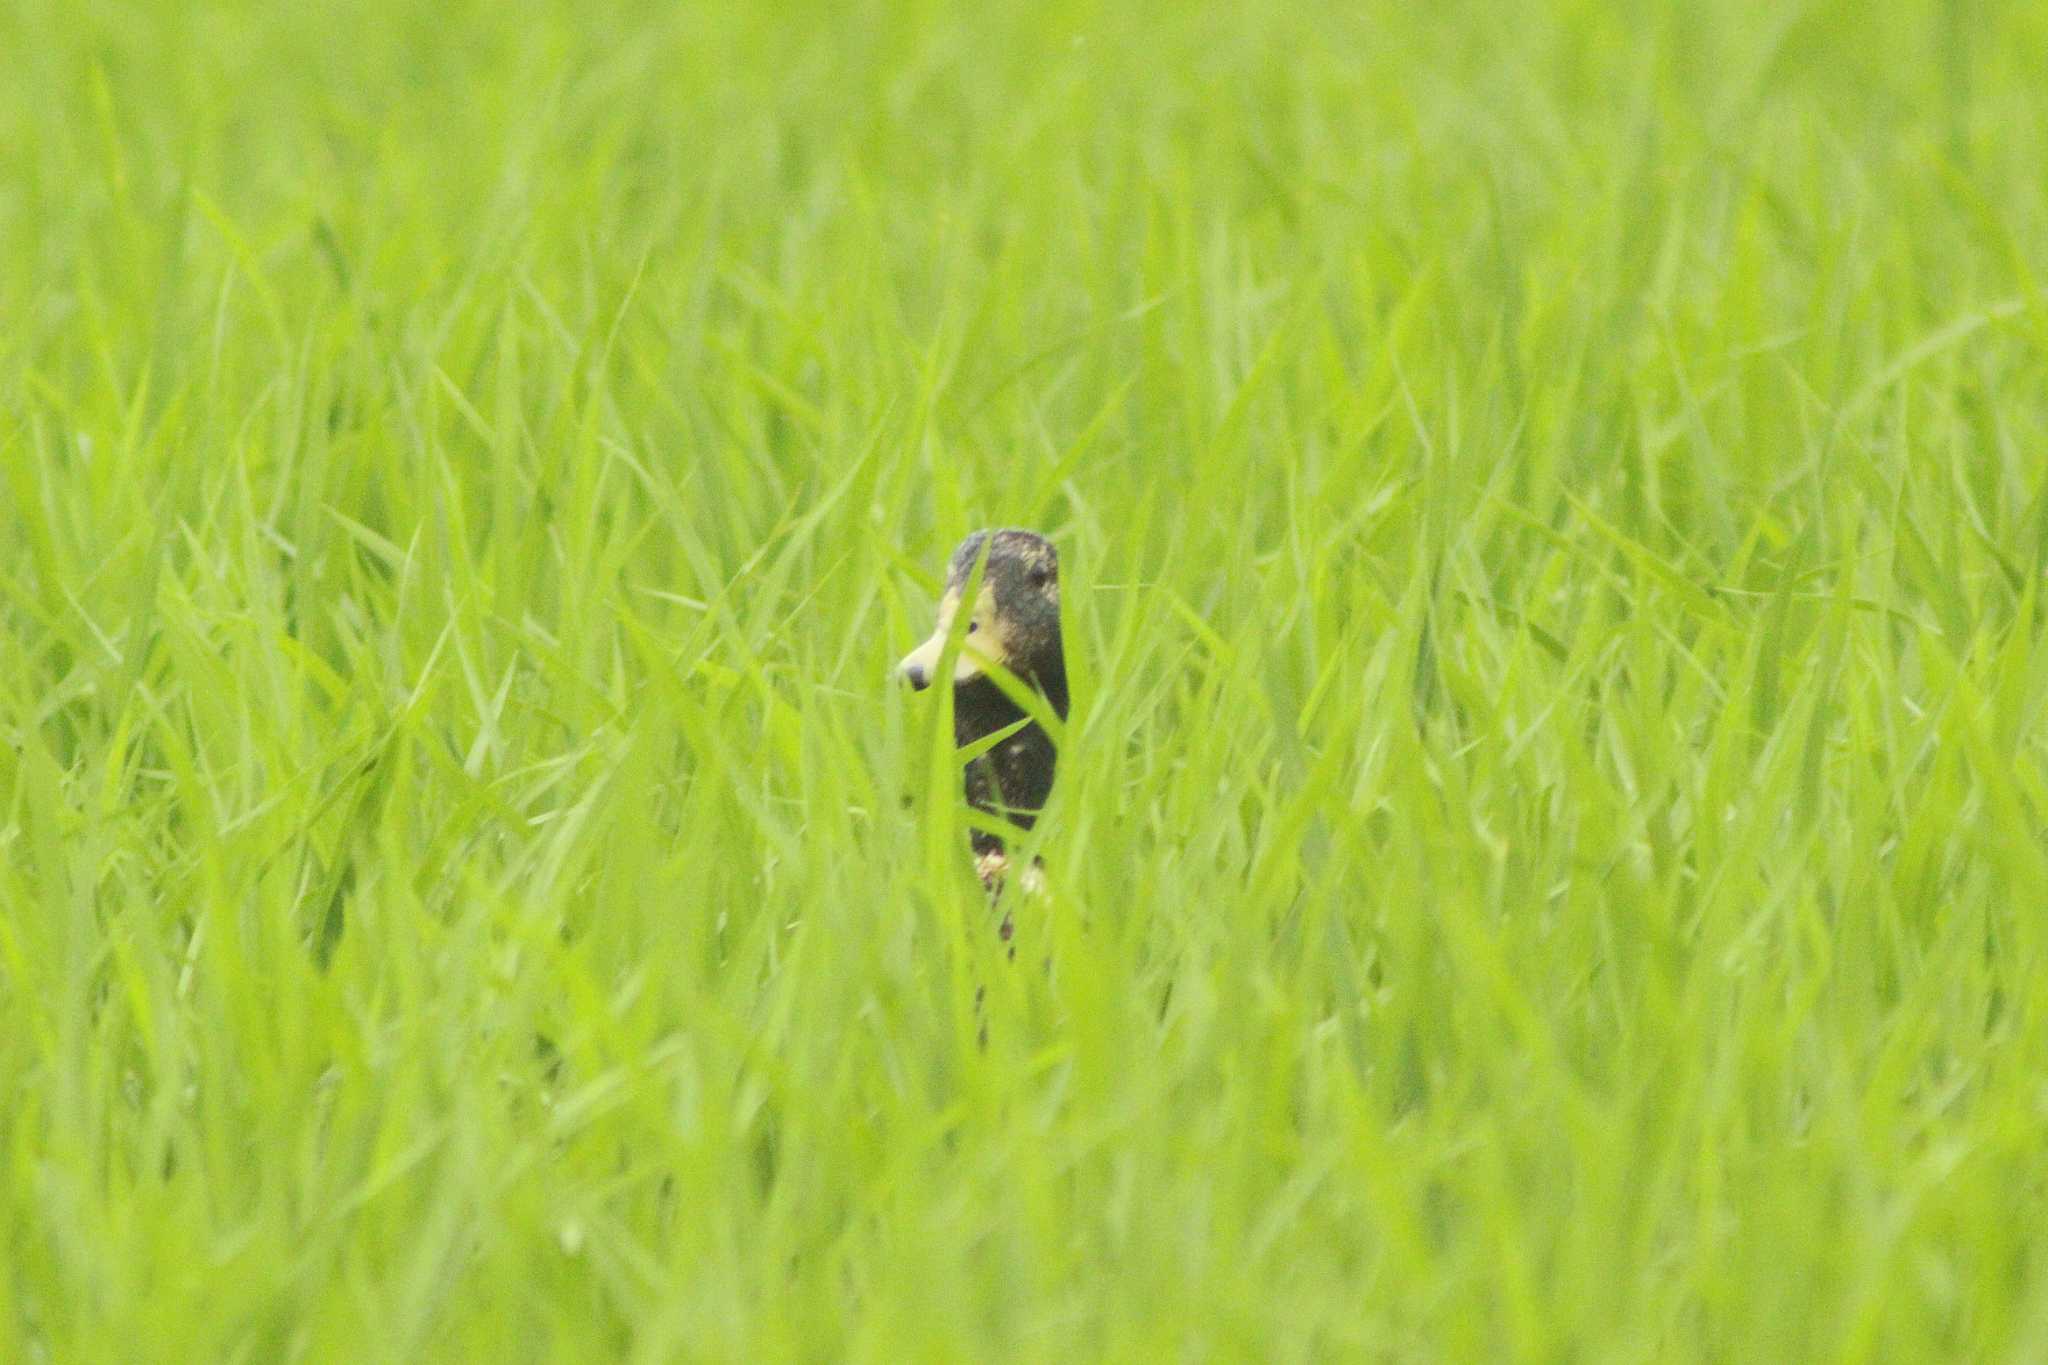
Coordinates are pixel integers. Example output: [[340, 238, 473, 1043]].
[[897, 587, 1001, 682]]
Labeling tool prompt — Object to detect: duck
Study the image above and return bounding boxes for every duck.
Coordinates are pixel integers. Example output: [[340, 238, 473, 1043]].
[[897, 528, 1067, 902]]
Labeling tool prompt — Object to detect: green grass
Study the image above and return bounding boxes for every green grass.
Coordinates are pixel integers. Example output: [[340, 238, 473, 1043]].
[[6, 0, 2048, 1357]]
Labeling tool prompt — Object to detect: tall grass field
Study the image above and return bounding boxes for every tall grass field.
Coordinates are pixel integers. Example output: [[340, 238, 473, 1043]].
[[6, 0, 2048, 1358]]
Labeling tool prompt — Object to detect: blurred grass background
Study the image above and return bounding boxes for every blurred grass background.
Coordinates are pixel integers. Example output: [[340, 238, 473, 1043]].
[[5, 0, 2048, 1357]]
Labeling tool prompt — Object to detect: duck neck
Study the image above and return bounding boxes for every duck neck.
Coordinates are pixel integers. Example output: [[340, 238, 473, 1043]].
[[1038, 656, 1070, 723], [954, 677, 1027, 748], [953, 662, 1066, 748]]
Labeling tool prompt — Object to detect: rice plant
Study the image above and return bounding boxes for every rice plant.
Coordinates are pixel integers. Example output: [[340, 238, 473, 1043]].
[[4, 0, 2048, 1357]]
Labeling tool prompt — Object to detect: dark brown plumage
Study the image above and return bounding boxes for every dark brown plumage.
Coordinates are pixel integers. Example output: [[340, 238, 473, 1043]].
[[898, 528, 1067, 891]]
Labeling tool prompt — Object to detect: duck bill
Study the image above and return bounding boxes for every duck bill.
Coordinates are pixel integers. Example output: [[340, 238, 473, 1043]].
[[897, 630, 990, 689]]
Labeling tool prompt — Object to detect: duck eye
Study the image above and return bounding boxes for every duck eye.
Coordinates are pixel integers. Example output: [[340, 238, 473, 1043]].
[[967, 620, 979, 634]]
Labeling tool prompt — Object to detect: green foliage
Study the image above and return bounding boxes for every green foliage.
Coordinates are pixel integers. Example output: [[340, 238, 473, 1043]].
[[5, 0, 2048, 1356]]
